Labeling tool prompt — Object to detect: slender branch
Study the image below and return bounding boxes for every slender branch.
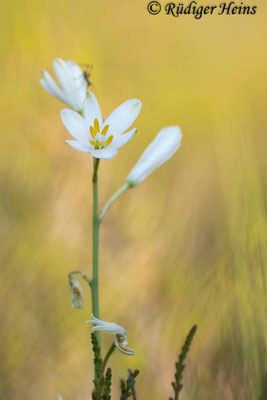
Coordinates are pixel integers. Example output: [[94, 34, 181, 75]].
[[92, 158, 101, 351], [99, 182, 130, 221]]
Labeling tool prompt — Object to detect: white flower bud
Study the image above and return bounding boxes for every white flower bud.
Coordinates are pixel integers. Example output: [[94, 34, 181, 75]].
[[40, 59, 87, 112], [126, 126, 182, 187]]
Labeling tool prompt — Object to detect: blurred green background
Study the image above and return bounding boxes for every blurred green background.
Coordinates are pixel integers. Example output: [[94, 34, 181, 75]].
[[1, 0, 267, 399]]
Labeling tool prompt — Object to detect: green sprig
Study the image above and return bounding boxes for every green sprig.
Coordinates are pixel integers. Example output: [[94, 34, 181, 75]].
[[91, 333, 103, 384], [120, 369, 140, 400], [169, 325, 197, 400], [91, 334, 113, 400]]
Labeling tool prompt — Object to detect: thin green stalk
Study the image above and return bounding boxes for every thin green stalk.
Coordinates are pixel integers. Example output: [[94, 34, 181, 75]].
[[92, 158, 101, 349], [101, 343, 116, 376], [99, 182, 130, 221]]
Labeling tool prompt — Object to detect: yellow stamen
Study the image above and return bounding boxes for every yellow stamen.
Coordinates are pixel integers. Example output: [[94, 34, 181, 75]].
[[101, 124, 109, 136], [94, 118, 100, 133], [89, 140, 96, 146], [105, 135, 114, 146], [90, 126, 96, 139]]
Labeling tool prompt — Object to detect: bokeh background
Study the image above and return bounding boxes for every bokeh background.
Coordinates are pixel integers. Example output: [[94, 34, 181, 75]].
[[1, 0, 267, 399]]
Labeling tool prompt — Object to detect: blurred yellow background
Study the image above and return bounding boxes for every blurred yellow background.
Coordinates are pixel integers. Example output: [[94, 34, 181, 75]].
[[1, 0, 267, 399]]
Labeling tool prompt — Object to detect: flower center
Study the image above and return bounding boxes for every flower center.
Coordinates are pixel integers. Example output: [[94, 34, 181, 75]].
[[89, 118, 113, 149]]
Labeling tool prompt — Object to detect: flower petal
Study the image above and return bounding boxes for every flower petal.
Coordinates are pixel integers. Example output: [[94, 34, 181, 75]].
[[67, 60, 87, 98], [61, 109, 89, 142], [67, 60, 84, 81], [40, 78, 54, 96], [91, 324, 126, 335], [86, 314, 127, 335], [104, 99, 141, 139], [41, 70, 65, 102], [86, 314, 102, 325], [91, 147, 118, 160], [113, 128, 137, 149], [53, 59, 86, 110], [83, 91, 103, 127], [114, 336, 135, 355], [53, 59, 73, 93], [65, 140, 92, 153]]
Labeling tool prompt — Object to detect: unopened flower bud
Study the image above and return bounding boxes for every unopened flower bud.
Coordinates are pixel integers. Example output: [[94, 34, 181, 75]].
[[126, 126, 182, 187]]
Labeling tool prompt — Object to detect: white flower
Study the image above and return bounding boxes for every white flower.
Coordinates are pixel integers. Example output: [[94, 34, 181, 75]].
[[126, 126, 182, 187], [40, 58, 87, 112], [86, 314, 135, 355], [61, 91, 142, 160]]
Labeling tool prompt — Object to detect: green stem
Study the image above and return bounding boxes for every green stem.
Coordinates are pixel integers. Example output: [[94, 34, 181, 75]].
[[92, 158, 101, 349], [101, 343, 116, 376], [99, 182, 130, 222]]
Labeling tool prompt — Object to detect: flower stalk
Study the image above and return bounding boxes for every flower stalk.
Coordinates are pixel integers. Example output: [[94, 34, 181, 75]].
[[99, 182, 130, 221], [101, 343, 116, 376], [92, 158, 101, 349]]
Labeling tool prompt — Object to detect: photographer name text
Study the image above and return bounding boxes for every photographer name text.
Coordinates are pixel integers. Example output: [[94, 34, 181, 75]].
[[147, 1, 258, 18]]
